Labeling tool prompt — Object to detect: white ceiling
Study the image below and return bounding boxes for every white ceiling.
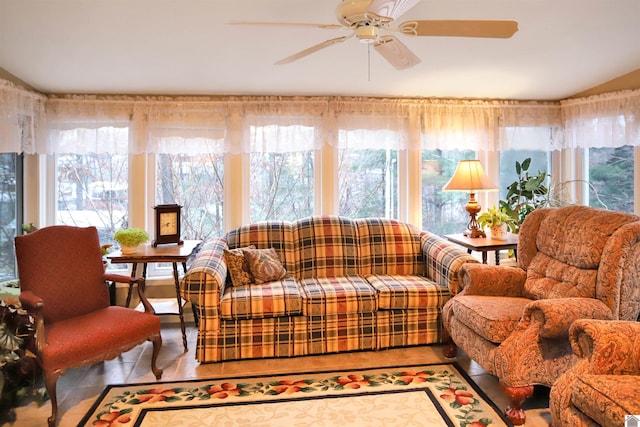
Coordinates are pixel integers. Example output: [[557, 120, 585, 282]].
[[1, 0, 640, 101]]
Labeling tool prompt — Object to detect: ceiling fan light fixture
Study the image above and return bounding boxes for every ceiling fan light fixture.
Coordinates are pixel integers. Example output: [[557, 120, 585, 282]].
[[357, 25, 378, 43]]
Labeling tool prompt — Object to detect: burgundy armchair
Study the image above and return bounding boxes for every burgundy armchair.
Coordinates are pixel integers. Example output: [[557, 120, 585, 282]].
[[15, 225, 163, 427]]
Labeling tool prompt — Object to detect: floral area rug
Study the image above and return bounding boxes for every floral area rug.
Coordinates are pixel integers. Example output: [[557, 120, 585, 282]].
[[80, 363, 511, 427]]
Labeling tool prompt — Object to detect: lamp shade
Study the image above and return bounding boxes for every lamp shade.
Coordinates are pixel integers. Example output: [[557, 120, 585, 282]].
[[442, 160, 498, 192]]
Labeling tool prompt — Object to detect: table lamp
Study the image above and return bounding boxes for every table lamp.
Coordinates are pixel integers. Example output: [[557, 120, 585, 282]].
[[442, 160, 498, 238]]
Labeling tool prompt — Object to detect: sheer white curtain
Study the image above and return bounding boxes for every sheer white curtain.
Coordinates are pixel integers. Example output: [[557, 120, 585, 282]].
[[0, 79, 46, 154], [3, 85, 638, 155], [561, 89, 640, 149], [419, 99, 561, 152]]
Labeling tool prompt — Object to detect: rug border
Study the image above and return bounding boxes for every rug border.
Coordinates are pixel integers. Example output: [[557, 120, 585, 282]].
[[79, 361, 512, 426], [135, 388, 455, 427]]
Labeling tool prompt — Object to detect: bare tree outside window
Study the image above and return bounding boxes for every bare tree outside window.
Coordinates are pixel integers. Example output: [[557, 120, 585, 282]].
[[56, 152, 128, 246], [339, 148, 398, 218], [250, 151, 314, 222], [156, 153, 224, 240]]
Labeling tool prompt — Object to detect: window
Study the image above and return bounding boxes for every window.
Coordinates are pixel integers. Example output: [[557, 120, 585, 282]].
[[338, 128, 400, 219], [54, 126, 129, 275], [156, 153, 224, 240], [499, 127, 552, 201], [422, 150, 475, 235], [339, 148, 398, 218], [56, 150, 129, 245], [0, 153, 21, 281], [249, 124, 315, 222], [587, 146, 634, 212]]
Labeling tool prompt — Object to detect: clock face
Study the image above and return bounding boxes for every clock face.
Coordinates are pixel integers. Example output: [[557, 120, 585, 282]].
[[159, 212, 178, 236]]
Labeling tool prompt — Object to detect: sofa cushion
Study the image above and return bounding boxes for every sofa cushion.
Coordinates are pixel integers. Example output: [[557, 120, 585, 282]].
[[226, 221, 297, 274], [355, 218, 423, 276], [299, 276, 378, 316], [449, 295, 530, 343], [219, 277, 303, 319], [572, 374, 640, 427], [294, 216, 359, 278], [366, 275, 449, 310]]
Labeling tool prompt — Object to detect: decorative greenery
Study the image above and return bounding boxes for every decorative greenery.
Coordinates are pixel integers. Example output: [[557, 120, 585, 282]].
[[113, 228, 149, 247], [477, 206, 516, 231], [0, 300, 45, 418], [499, 157, 549, 233]]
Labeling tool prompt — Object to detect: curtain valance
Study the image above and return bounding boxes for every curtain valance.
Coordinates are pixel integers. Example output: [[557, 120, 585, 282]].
[[560, 89, 640, 149], [2, 79, 639, 155], [0, 80, 46, 154]]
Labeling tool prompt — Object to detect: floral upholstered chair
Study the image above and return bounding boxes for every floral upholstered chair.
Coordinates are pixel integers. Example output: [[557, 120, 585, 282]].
[[442, 205, 640, 425], [550, 319, 640, 427]]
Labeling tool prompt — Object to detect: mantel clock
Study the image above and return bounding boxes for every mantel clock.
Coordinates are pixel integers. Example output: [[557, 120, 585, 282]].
[[153, 204, 184, 247]]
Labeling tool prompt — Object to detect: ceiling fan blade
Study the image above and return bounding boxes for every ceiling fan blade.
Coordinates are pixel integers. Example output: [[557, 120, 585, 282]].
[[275, 35, 352, 65], [367, 0, 421, 21], [227, 21, 343, 30], [399, 20, 518, 38], [374, 35, 421, 70]]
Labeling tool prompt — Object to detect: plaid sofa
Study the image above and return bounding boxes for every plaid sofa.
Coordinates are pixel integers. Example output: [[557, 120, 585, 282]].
[[181, 216, 478, 363]]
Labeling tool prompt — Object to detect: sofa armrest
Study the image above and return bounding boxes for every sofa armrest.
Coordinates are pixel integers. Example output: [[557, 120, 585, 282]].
[[421, 231, 479, 294], [569, 319, 640, 375], [522, 298, 614, 339], [180, 237, 228, 327], [459, 263, 527, 296]]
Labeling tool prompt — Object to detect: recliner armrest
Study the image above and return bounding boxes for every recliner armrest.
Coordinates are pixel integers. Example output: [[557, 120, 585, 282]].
[[569, 319, 640, 375], [459, 263, 527, 296], [522, 298, 614, 339]]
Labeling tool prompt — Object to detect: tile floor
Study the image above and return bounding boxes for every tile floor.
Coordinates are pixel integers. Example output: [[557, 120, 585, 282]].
[[2, 324, 552, 426]]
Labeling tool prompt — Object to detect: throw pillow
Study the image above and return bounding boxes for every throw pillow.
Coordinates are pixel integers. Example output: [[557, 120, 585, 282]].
[[243, 247, 287, 284], [223, 245, 256, 287]]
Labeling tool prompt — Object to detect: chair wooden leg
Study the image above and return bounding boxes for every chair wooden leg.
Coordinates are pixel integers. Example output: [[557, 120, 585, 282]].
[[150, 333, 163, 380], [500, 381, 534, 426], [44, 370, 61, 427]]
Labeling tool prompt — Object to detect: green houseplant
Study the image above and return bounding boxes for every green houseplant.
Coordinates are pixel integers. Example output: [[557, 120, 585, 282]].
[[477, 206, 515, 240], [0, 300, 44, 417], [113, 228, 149, 254], [499, 157, 549, 233]]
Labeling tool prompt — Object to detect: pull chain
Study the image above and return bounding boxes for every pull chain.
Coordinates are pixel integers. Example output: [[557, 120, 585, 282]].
[[368, 43, 371, 83]]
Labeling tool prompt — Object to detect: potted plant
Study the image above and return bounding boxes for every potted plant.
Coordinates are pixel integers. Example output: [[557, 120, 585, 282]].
[[499, 157, 549, 234], [113, 228, 149, 255], [477, 206, 515, 240], [0, 300, 43, 414]]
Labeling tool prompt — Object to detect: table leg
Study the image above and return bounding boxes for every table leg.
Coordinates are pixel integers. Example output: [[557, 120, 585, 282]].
[[125, 263, 139, 308], [482, 251, 488, 264], [173, 262, 188, 351], [495, 250, 501, 265]]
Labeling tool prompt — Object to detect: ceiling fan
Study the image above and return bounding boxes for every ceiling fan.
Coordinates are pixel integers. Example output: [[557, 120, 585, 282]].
[[228, 0, 518, 70]]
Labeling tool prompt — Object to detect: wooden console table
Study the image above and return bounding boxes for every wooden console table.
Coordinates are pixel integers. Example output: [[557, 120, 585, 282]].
[[445, 233, 518, 265], [108, 240, 201, 351]]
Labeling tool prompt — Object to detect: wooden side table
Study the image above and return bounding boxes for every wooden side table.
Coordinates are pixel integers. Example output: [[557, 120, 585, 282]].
[[445, 233, 518, 265], [108, 239, 201, 351]]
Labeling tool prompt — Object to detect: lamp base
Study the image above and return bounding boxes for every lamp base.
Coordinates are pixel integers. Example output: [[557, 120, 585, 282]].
[[464, 227, 486, 238]]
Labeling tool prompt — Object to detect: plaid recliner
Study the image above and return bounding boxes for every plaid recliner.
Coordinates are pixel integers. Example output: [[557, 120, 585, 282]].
[[182, 216, 477, 363]]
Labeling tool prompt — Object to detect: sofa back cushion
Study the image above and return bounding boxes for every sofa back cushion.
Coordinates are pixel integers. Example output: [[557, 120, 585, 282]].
[[293, 216, 359, 278], [355, 218, 424, 276], [226, 221, 297, 275], [521, 206, 640, 302]]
